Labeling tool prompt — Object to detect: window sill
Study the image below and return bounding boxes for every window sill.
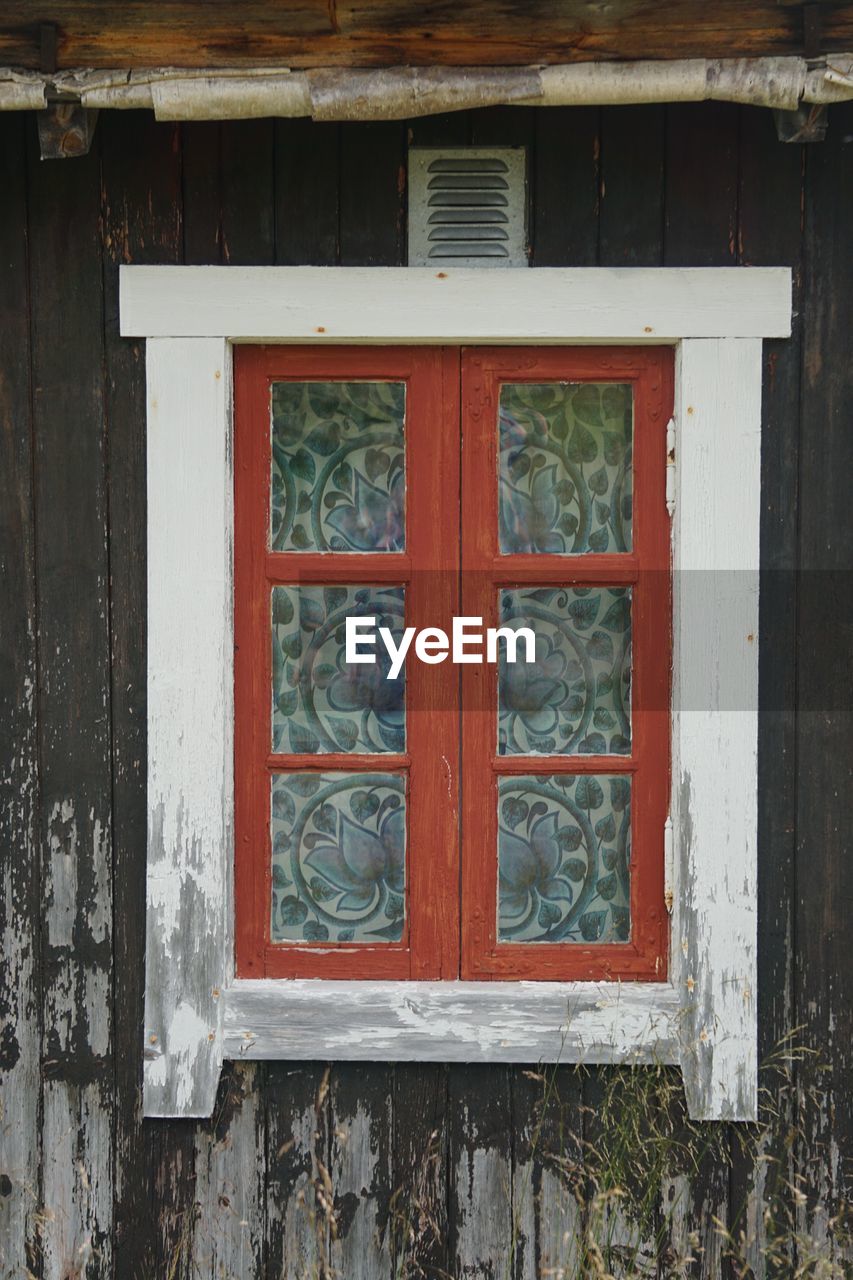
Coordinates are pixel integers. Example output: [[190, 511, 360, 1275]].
[[222, 978, 681, 1064]]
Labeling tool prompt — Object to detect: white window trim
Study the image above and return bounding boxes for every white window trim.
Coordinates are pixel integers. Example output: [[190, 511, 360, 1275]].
[[122, 265, 791, 1122]]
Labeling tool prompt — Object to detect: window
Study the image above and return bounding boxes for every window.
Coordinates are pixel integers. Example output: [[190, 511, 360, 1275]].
[[234, 344, 672, 982], [234, 348, 460, 980], [125, 265, 790, 1120]]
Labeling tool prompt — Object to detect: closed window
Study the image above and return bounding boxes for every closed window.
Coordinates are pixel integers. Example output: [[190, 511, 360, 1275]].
[[234, 346, 672, 981]]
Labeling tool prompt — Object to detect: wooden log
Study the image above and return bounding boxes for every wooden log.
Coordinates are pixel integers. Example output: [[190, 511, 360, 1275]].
[[3, 1, 853, 71]]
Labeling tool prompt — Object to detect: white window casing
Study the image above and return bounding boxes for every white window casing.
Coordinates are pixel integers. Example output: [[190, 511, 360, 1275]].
[[121, 265, 791, 1121]]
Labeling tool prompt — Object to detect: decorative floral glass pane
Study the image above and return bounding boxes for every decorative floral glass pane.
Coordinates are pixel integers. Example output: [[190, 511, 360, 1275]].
[[497, 774, 631, 944], [272, 585, 406, 754], [271, 380, 405, 552], [498, 587, 631, 755], [498, 382, 633, 554], [271, 772, 406, 944]]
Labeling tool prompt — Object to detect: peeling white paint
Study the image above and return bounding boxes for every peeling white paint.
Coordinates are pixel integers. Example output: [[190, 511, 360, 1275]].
[[671, 340, 762, 1121], [143, 337, 233, 1118]]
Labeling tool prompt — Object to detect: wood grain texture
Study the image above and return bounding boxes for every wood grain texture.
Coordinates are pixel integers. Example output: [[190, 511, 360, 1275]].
[[98, 107, 184, 1279], [730, 104, 805, 1278], [27, 120, 115, 1280], [191, 1064, 266, 1278], [224, 980, 682, 1063], [656, 99, 741, 1262], [265, 1064, 331, 1279], [796, 98, 853, 1261], [0, 112, 41, 1280], [274, 118, 340, 266], [330, 1065, 394, 1279], [4, 1, 853, 69], [449, 1064, 513, 1278]]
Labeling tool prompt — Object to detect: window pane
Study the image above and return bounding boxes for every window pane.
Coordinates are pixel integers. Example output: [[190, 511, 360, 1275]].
[[497, 775, 631, 944], [498, 382, 633, 554], [497, 587, 631, 756], [272, 585, 405, 754], [271, 380, 405, 552], [271, 772, 406, 944]]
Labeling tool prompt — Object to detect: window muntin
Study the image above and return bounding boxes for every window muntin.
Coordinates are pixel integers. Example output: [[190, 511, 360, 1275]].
[[236, 345, 671, 982]]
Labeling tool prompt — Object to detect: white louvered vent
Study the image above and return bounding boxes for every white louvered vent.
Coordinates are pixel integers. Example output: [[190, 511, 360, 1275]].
[[408, 147, 528, 268]]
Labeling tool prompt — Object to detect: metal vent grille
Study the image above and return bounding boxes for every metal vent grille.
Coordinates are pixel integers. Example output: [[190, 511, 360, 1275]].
[[408, 147, 528, 268]]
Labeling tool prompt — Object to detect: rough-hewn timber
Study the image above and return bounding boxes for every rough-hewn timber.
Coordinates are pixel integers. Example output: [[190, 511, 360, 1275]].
[[3, 2, 853, 70]]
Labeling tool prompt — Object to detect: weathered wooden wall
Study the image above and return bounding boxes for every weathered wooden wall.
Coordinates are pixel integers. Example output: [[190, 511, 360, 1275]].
[[0, 102, 851, 1278]]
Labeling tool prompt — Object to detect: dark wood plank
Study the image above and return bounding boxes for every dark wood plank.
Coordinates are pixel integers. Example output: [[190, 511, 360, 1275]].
[[193, 1063, 267, 1277], [407, 111, 471, 147], [448, 1064, 513, 1278], [4, 1, 853, 69], [181, 116, 275, 1277], [795, 96, 853, 1260], [182, 121, 222, 263], [579, 1068, 660, 1277], [339, 121, 406, 266], [659, 102, 741, 1274], [392, 1064, 450, 1279], [275, 118, 340, 266], [329, 1065, 394, 1279], [533, 107, 600, 267], [510, 1066, 584, 1280], [266, 1063, 332, 1279], [727, 104, 805, 1278], [26, 112, 115, 1278], [599, 105, 665, 267], [221, 119, 275, 265], [98, 108, 184, 1280], [0, 110, 42, 1280], [664, 102, 739, 266]]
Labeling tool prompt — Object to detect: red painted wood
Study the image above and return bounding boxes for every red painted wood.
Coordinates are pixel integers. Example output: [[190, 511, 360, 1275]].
[[236, 344, 671, 983], [234, 345, 460, 979], [459, 347, 672, 981]]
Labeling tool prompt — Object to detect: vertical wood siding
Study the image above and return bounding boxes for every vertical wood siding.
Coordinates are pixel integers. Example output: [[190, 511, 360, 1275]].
[[1, 101, 851, 1278]]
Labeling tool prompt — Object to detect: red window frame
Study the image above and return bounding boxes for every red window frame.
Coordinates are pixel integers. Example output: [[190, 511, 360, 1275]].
[[460, 348, 672, 980], [234, 346, 460, 979], [234, 345, 672, 982]]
